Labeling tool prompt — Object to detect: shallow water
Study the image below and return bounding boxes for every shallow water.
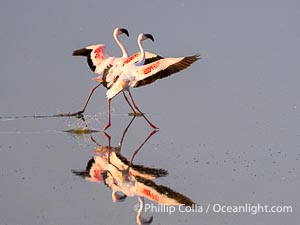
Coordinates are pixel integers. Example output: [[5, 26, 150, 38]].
[[1, 1, 300, 224]]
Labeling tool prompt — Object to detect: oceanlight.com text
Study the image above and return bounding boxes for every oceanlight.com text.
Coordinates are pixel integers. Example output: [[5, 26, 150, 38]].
[[134, 203, 293, 215]]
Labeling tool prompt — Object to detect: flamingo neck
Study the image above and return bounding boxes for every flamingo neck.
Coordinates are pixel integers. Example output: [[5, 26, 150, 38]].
[[136, 38, 145, 66], [136, 197, 144, 224], [114, 33, 128, 58]]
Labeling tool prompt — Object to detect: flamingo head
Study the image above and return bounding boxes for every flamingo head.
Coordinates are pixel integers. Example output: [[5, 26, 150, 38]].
[[139, 33, 154, 42], [114, 27, 129, 37]]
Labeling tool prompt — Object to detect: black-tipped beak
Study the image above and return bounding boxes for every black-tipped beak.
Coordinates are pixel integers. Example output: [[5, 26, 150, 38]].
[[120, 28, 129, 37], [144, 33, 154, 42], [116, 193, 127, 201]]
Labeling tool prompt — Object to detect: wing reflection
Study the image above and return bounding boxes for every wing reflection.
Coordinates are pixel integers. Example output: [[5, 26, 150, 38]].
[[72, 117, 195, 225]]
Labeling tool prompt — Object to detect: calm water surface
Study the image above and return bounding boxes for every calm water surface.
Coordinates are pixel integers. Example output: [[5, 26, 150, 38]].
[[1, 1, 300, 224]]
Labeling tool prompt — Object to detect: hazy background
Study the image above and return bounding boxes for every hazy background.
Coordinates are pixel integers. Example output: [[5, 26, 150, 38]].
[[0, 1, 299, 225]]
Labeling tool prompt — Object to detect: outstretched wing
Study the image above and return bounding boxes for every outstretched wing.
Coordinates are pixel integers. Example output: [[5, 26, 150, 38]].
[[71, 158, 95, 179], [72, 44, 108, 72], [115, 152, 168, 179], [71, 158, 104, 183], [135, 175, 195, 206], [144, 52, 164, 64], [103, 51, 164, 88], [133, 54, 200, 88]]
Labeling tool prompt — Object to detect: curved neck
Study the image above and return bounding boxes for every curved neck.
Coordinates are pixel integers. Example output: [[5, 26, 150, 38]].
[[136, 197, 144, 225], [114, 33, 128, 58], [136, 38, 145, 66]]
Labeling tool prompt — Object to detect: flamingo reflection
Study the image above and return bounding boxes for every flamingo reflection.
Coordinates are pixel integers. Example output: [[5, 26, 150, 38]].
[[72, 117, 195, 224]]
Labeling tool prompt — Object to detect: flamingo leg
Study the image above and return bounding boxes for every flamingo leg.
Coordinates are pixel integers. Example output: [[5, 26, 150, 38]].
[[123, 92, 144, 117], [90, 135, 101, 147], [65, 83, 101, 116], [118, 115, 136, 149], [129, 129, 158, 166], [103, 99, 112, 131], [103, 132, 111, 164], [122, 92, 137, 113], [79, 83, 102, 114], [128, 91, 158, 130]]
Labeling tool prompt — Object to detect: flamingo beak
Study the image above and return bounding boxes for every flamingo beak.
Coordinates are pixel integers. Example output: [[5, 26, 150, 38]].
[[120, 28, 129, 37], [144, 33, 154, 42]]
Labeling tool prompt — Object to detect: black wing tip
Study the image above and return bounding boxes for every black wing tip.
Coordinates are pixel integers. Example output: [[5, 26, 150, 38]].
[[133, 166, 169, 178], [144, 54, 164, 65], [71, 157, 95, 179], [72, 48, 96, 72], [72, 48, 92, 56], [71, 169, 90, 179], [102, 64, 113, 88], [187, 54, 201, 61], [179, 54, 200, 67], [115, 152, 168, 178]]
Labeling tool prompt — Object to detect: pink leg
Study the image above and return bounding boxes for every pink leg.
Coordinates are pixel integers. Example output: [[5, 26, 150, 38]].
[[128, 91, 158, 130], [79, 83, 101, 114], [118, 115, 136, 149], [62, 83, 101, 117], [123, 92, 137, 113], [103, 132, 111, 164], [129, 129, 158, 166], [103, 99, 111, 131]]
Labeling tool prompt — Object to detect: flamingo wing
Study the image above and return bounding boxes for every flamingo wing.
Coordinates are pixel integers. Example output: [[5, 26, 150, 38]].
[[103, 52, 164, 86], [133, 54, 200, 88], [122, 52, 164, 66], [72, 44, 108, 72], [71, 158, 95, 179], [135, 175, 195, 206], [101, 64, 113, 88], [114, 152, 168, 179], [144, 52, 164, 64], [72, 158, 105, 183], [102, 52, 164, 89]]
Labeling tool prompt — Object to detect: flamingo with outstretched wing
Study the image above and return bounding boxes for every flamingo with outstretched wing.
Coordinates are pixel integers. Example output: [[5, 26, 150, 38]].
[[100, 33, 200, 130]]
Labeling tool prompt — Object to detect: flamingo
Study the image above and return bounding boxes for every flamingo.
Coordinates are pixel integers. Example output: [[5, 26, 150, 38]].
[[66, 27, 129, 116], [98, 33, 155, 130], [73, 27, 129, 75], [68, 28, 163, 116], [98, 33, 200, 130]]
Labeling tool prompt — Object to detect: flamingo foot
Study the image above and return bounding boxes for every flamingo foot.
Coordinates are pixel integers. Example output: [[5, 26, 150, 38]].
[[128, 112, 144, 117], [69, 110, 85, 116], [149, 123, 159, 130], [56, 110, 84, 117]]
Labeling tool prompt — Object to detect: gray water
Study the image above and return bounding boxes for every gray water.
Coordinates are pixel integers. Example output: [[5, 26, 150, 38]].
[[1, 1, 299, 224]]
